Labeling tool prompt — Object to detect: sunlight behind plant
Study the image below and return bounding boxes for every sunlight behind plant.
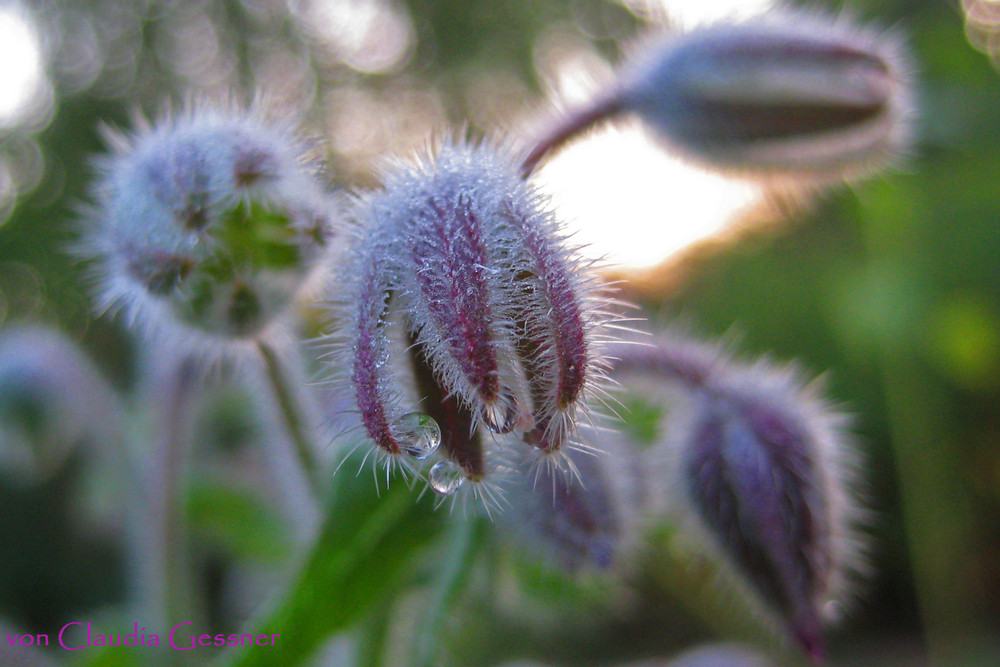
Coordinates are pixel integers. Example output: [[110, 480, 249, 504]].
[[0, 8, 44, 128], [538, 0, 773, 270]]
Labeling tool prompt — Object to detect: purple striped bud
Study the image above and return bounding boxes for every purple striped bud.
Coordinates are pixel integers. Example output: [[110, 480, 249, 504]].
[[330, 141, 611, 506], [78, 106, 337, 348], [523, 12, 912, 184], [610, 337, 864, 659]]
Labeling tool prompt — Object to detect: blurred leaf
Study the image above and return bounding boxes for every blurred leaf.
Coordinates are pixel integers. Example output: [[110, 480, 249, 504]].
[[617, 394, 663, 447], [187, 481, 288, 563], [78, 644, 142, 667], [924, 292, 1000, 389], [216, 463, 444, 667]]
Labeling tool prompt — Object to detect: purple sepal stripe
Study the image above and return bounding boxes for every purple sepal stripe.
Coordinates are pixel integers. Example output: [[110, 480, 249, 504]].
[[407, 193, 500, 405], [351, 249, 401, 455]]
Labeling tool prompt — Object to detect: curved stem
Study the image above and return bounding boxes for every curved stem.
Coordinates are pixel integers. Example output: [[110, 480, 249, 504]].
[[521, 94, 626, 179], [134, 355, 202, 666]]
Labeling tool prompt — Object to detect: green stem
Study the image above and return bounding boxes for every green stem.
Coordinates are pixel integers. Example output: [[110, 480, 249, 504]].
[[854, 182, 985, 661], [412, 517, 479, 667], [257, 340, 319, 491], [138, 356, 202, 666]]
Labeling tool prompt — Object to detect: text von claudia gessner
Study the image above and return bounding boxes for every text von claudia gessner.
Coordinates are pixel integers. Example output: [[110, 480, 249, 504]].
[[6, 622, 281, 650]]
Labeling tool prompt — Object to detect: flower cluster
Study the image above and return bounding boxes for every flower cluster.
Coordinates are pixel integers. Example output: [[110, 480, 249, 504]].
[[62, 4, 924, 664], [330, 141, 612, 506]]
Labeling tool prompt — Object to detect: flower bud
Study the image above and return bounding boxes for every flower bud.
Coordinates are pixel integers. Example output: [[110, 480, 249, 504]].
[[501, 432, 644, 571], [329, 140, 610, 506], [620, 12, 912, 180], [0, 326, 120, 483], [79, 107, 337, 346], [610, 337, 863, 659], [662, 642, 779, 667], [523, 12, 912, 184]]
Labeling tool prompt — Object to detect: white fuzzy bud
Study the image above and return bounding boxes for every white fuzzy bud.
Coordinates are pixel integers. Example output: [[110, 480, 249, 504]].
[[78, 107, 337, 346]]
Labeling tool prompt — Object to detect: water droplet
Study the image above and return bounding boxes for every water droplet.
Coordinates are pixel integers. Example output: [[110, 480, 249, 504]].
[[482, 389, 518, 434], [393, 412, 441, 459], [429, 459, 465, 496]]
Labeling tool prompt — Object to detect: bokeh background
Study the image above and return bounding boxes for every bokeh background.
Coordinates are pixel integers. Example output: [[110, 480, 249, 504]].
[[1, 0, 999, 665]]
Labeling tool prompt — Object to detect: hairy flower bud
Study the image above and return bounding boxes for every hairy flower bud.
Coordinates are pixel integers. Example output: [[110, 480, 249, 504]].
[[329, 140, 611, 507], [523, 11, 912, 184], [501, 432, 644, 570], [78, 106, 337, 347], [610, 337, 864, 659]]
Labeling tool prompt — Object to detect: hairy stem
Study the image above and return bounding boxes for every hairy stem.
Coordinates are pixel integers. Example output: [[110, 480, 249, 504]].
[[521, 94, 626, 178]]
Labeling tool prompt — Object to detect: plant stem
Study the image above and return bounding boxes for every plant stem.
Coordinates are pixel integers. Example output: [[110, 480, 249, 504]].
[[411, 517, 479, 667], [257, 340, 319, 491], [521, 94, 625, 178], [136, 355, 202, 666]]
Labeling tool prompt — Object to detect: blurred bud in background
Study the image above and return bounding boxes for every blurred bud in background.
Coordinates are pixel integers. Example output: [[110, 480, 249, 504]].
[[524, 10, 913, 188], [610, 335, 864, 659], [0, 325, 120, 484], [500, 431, 649, 572], [619, 11, 913, 183], [657, 642, 780, 667]]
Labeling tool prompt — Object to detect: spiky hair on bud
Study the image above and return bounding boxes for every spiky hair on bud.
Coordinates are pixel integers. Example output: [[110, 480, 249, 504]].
[[608, 335, 866, 661], [324, 139, 616, 510], [76, 104, 338, 355], [499, 428, 647, 571], [523, 10, 914, 187]]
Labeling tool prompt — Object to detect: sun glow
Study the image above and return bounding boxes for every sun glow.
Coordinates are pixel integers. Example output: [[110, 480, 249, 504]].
[[537, 123, 761, 270], [536, 0, 774, 271], [0, 8, 44, 128]]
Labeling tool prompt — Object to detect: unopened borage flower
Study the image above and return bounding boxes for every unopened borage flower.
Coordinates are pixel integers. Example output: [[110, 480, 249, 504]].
[[329, 141, 613, 507], [523, 11, 912, 184], [78, 107, 337, 349], [610, 336, 865, 660]]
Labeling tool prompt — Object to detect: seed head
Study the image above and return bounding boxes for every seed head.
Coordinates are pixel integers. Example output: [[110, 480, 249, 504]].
[[328, 140, 612, 507], [78, 106, 337, 349]]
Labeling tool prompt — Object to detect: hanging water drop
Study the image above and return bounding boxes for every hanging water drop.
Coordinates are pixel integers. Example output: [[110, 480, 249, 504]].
[[482, 389, 519, 434], [393, 412, 441, 459], [429, 459, 466, 496]]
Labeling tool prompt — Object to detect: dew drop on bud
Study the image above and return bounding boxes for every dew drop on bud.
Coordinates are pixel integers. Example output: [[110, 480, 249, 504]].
[[429, 459, 465, 496], [482, 390, 519, 434], [392, 412, 441, 459]]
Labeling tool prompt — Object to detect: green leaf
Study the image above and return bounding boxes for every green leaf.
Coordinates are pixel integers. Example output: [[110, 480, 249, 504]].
[[186, 480, 288, 563], [215, 465, 444, 667]]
